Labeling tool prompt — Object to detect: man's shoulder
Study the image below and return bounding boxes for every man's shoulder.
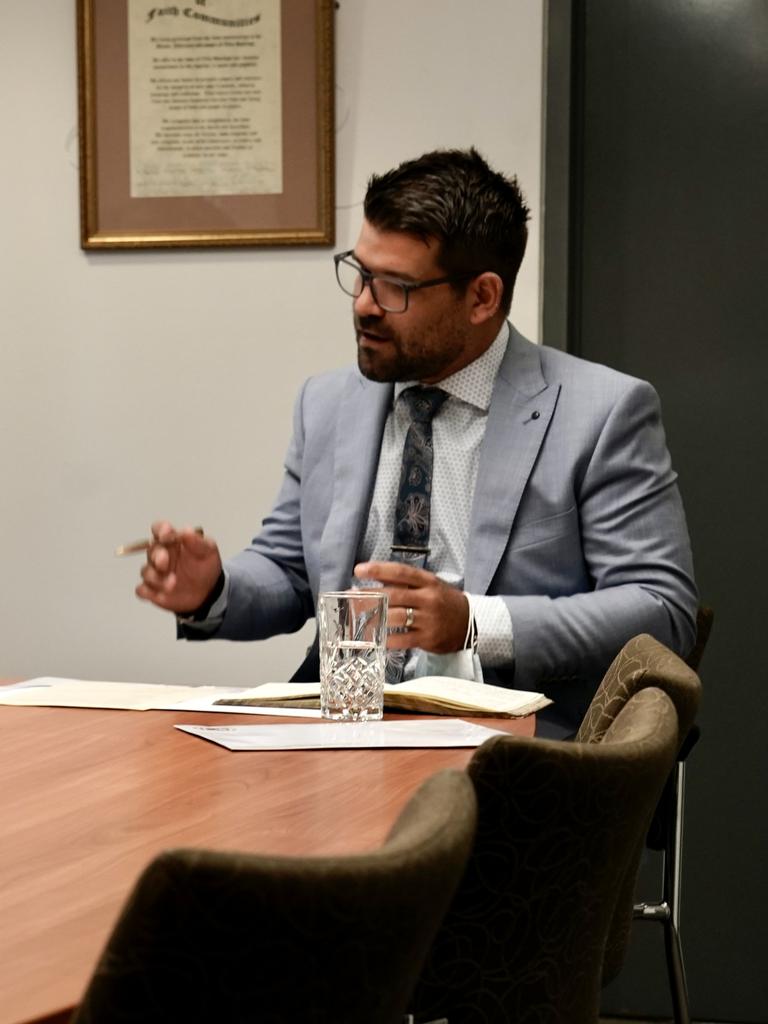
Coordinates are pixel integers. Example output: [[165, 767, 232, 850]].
[[508, 327, 655, 402], [301, 363, 374, 400]]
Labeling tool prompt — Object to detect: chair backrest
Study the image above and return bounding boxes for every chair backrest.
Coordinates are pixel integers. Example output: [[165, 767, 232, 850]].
[[71, 768, 477, 1024], [576, 632, 702, 749], [410, 687, 679, 1024]]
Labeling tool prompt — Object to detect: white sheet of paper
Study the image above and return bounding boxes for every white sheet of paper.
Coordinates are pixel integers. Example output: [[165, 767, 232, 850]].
[[0, 677, 238, 711], [0, 678, 323, 716], [175, 719, 508, 751], [128, 0, 283, 198]]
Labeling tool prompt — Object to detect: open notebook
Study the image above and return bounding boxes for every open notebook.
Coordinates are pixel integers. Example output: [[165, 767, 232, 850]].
[[215, 676, 551, 718]]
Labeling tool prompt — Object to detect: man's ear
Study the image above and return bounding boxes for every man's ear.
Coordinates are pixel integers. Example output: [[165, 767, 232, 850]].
[[466, 272, 505, 324]]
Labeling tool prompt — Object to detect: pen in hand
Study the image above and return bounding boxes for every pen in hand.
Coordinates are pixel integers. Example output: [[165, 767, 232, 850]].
[[114, 538, 153, 557], [114, 527, 204, 557]]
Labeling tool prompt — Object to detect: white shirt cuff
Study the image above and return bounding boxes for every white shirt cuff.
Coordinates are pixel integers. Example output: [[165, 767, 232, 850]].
[[469, 594, 514, 667]]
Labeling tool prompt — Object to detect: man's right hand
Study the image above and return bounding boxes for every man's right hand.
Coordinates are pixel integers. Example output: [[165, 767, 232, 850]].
[[136, 521, 223, 614]]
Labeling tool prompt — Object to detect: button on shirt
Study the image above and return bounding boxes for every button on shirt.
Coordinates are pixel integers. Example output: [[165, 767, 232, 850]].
[[357, 323, 514, 671]]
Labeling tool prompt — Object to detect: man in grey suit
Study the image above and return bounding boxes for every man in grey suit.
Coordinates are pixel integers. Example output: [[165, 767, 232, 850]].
[[137, 148, 697, 730]]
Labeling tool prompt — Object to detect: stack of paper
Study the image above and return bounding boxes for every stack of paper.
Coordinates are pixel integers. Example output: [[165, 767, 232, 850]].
[[0, 676, 551, 720]]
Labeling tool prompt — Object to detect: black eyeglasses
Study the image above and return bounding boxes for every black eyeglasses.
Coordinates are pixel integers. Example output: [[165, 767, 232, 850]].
[[333, 250, 474, 313]]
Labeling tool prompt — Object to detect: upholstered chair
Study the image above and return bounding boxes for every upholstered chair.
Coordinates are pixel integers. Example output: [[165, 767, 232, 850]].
[[410, 686, 680, 1024], [70, 768, 477, 1024]]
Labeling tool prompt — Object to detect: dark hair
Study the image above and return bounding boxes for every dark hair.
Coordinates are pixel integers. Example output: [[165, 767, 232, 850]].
[[363, 147, 530, 315]]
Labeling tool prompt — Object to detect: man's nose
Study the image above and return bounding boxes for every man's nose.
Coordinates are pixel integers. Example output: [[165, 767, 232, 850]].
[[353, 279, 385, 317]]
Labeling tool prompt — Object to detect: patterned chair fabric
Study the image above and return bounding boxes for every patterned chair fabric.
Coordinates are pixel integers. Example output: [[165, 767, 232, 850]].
[[70, 768, 477, 1024], [576, 632, 702, 749], [410, 687, 680, 1024], [575, 632, 703, 987]]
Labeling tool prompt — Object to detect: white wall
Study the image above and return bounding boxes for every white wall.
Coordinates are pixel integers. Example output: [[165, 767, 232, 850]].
[[0, 1, 543, 687]]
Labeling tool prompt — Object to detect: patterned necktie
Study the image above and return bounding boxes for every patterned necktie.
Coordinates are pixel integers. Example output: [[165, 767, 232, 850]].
[[392, 386, 449, 563], [386, 386, 448, 683]]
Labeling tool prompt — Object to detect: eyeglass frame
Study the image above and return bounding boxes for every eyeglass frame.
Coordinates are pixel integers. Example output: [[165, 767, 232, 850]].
[[333, 250, 476, 313]]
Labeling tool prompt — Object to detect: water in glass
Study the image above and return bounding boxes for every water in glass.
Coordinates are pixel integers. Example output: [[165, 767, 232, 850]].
[[321, 639, 384, 721]]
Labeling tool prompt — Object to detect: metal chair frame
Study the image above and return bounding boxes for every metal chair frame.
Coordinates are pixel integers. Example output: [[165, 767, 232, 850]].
[[632, 606, 713, 1024], [633, 729, 699, 1024]]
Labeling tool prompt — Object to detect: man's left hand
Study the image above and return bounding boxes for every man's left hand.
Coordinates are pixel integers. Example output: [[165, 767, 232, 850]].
[[353, 561, 469, 653]]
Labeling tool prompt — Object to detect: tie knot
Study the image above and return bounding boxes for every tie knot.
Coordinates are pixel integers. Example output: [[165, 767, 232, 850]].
[[401, 386, 449, 423]]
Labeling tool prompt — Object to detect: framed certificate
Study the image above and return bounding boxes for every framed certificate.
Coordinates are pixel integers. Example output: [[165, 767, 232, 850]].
[[77, 0, 335, 249]]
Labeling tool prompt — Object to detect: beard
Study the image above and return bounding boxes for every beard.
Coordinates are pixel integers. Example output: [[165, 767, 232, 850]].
[[355, 314, 469, 384]]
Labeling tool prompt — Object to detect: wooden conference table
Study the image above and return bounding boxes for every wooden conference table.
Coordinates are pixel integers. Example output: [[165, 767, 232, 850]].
[[0, 696, 535, 1024]]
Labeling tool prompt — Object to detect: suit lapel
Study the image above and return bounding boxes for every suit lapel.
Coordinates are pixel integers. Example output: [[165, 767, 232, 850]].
[[464, 328, 561, 594], [319, 372, 393, 592]]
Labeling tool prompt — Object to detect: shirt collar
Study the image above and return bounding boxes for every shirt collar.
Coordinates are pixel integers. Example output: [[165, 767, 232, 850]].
[[395, 321, 509, 412]]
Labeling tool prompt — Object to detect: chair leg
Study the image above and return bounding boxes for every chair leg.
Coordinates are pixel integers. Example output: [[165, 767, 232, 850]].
[[664, 763, 691, 1024], [633, 761, 693, 1024], [663, 914, 690, 1024], [667, 763, 686, 933]]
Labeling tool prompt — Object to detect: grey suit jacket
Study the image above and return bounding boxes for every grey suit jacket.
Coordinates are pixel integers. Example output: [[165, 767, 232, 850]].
[[202, 326, 698, 726]]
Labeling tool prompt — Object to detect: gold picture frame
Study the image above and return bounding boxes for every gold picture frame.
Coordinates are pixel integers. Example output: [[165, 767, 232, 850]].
[[77, 0, 335, 250]]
